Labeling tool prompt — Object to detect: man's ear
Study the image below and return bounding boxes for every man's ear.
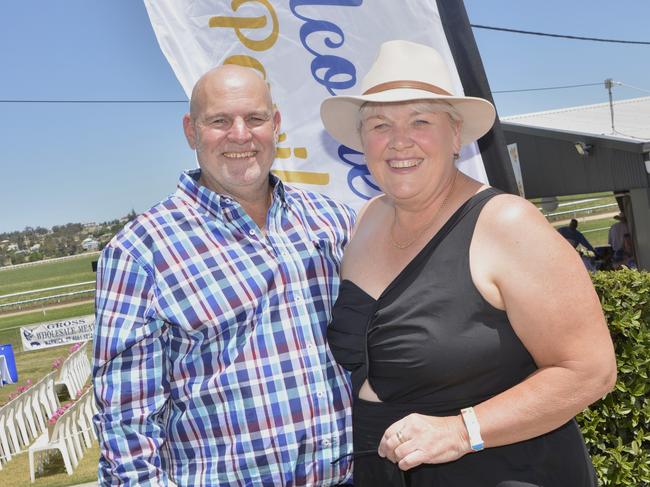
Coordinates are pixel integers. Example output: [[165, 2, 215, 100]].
[[272, 109, 281, 140], [183, 113, 197, 149]]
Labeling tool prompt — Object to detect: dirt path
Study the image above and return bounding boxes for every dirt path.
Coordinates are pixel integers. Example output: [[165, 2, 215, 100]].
[[0, 299, 94, 318]]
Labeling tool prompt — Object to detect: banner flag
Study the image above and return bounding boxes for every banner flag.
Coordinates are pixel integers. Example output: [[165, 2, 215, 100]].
[[143, 0, 517, 209]]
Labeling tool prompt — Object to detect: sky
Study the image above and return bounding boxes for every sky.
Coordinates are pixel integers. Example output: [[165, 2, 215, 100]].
[[0, 0, 648, 234]]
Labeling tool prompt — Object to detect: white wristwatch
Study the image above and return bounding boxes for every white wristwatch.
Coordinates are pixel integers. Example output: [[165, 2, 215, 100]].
[[461, 407, 484, 452]]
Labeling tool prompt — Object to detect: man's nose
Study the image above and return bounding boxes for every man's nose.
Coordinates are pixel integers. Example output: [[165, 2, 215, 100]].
[[228, 117, 252, 143]]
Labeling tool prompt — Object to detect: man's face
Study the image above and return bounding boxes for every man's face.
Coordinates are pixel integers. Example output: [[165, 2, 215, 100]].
[[183, 68, 281, 199]]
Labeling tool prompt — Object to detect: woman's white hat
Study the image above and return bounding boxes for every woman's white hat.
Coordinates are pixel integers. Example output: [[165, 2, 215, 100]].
[[320, 40, 496, 152]]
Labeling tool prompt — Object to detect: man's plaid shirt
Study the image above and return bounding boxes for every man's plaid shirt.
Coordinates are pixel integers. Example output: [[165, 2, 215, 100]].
[[93, 170, 354, 486]]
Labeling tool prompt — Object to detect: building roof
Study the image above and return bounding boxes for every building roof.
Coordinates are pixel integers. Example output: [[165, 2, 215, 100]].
[[502, 96, 650, 143]]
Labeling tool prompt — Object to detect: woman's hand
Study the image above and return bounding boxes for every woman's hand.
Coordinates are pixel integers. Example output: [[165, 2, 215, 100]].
[[377, 413, 471, 470]]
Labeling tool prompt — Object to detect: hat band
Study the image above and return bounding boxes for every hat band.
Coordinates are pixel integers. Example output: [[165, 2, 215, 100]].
[[363, 80, 452, 96]]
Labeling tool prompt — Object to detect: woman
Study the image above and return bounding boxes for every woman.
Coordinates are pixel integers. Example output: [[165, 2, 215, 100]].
[[321, 40, 616, 486]]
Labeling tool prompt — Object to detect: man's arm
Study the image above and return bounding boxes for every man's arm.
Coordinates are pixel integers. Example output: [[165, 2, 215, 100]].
[[576, 231, 596, 253], [93, 245, 171, 486]]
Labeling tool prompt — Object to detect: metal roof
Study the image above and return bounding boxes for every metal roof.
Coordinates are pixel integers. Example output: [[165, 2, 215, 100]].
[[502, 96, 650, 143]]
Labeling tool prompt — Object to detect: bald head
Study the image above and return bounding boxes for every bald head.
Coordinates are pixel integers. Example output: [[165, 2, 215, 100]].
[[181, 63, 281, 205], [189, 65, 273, 122]]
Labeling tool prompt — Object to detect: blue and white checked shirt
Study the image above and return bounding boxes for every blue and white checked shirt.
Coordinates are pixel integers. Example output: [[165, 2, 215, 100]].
[[93, 170, 355, 486]]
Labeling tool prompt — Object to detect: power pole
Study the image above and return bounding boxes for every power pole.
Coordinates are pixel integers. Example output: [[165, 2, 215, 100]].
[[604, 78, 616, 134]]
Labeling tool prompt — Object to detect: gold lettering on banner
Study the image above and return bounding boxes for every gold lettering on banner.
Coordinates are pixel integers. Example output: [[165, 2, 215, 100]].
[[276, 132, 307, 160], [209, 0, 279, 52], [274, 133, 328, 185], [223, 55, 267, 79]]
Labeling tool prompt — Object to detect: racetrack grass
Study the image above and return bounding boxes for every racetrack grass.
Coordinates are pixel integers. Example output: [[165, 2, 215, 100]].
[[0, 302, 95, 348], [0, 301, 95, 406], [0, 444, 99, 487], [553, 216, 617, 248], [0, 254, 98, 296]]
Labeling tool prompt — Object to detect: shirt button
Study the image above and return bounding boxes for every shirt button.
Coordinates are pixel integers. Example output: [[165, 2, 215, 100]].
[[322, 439, 331, 447], [295, 295, 302, 302], [317, 391, 324, 398], [224, 198, 232, 204], [249, 229, 256, 236]]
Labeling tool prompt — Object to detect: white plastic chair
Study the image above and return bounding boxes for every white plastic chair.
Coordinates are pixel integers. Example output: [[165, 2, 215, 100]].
[[56, 345, 90, 400], [28, 400, 82, 482], [77, 392, 94, 448], [4, 400, 23, 455], [23, 391, 40, 439], [29, 383, 47, 434], [12, 396, 31, 448], [44, 372, 60, 415], [0, 404, 12, 463]]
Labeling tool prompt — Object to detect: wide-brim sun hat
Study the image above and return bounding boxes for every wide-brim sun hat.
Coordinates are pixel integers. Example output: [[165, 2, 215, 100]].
[[320, 40, 496, 152]]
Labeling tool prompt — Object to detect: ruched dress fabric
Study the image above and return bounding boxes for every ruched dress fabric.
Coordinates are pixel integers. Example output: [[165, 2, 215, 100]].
[[327, 189, 597, 487]]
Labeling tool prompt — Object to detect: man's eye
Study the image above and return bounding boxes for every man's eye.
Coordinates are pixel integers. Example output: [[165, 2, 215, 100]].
[[247, 117, 266, 125], [413, 119, 430, 126], [372, 123, 388, 130]]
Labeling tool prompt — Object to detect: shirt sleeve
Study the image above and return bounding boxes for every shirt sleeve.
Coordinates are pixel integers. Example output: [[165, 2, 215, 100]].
[[577, 231, 595, 253], [93, 244, 171, 486]]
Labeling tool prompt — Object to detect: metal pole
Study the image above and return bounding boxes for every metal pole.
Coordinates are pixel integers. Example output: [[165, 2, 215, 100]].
[[604, 78, 615, 134]]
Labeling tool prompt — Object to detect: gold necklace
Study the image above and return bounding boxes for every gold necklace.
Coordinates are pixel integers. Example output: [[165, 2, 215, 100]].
[[390, 171, 458, 250]]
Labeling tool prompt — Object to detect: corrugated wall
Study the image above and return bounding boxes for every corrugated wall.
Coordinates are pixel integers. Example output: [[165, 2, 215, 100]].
[[502, 123, 649, 199]]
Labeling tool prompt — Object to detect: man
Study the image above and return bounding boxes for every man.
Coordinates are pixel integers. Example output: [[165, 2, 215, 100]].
[[93, 65, 354, 486], [557, 218, 596, 254], [608, 212, 628, 259]]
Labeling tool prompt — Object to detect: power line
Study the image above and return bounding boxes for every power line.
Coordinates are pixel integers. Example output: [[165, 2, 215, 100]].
[[1, 83, 648, 102], [616, 82, 650, 95], [493, 82, 603, 94], [470, 24, 650, 45]]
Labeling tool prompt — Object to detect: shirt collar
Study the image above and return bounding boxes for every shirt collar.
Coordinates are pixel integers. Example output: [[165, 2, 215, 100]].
[[175, 169, 288, 217]]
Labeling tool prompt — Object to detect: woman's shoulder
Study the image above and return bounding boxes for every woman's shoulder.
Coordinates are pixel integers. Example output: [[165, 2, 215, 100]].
[[479, 191, 550, 235], [352, 193, 390, 235]]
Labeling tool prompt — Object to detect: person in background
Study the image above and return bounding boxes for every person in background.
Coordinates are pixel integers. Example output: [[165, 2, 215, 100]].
[[557, 218, 596, 254], [608, 212, 629, 261], [93, 65, 354, 486], [321, 40, 616, 487]]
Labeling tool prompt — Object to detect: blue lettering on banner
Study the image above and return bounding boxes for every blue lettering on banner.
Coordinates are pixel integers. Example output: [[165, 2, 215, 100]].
[[289, 0, 374, 198], [289, 1, 362, 95], [338, 145, 379, 199]]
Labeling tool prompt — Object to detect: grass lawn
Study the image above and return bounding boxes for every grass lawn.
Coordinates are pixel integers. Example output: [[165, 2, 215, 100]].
[[0, 254, 98, 297], [0, 302, 95, 350], [0, 444, 99, 487], [553, 216, 616, 248]]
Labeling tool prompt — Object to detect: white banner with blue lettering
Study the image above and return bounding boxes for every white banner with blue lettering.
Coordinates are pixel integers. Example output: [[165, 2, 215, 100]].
[[20, 315, 94, 351], [143, 0, 489, 209]]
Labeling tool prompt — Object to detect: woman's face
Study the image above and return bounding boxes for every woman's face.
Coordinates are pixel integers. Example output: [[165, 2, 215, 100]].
[[360, 101, 461, 205]]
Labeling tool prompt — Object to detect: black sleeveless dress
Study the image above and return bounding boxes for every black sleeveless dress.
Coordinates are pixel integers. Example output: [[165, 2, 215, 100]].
[[327, 189, 597, 487]]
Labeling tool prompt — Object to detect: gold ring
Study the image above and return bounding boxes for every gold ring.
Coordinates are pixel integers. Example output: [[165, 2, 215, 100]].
[[396, 429, 405, 444]]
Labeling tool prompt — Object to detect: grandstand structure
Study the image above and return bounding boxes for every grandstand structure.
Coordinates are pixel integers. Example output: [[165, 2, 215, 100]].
[[501, 96, 650, 270]]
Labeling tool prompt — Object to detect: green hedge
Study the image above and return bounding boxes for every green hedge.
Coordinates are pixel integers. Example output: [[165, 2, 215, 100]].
[[577, 268, 650, 486]]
